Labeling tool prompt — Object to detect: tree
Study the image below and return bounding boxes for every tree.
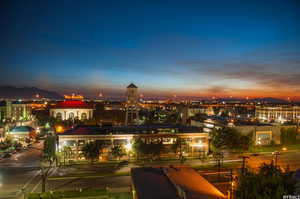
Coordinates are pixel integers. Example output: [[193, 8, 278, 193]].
[[43, 135, 57, 165], [82, 141, 103, 164], [132, 138, 144, 160], [236, 163, 296, 199], [280, 127, 297, 145], [147, 140, 163, 160], [60, 146, 72, 166], [239, 134, 251, 151], [111, 145, 124, 160], [132, 138, 163, 161], [211, 127, 251, 151]]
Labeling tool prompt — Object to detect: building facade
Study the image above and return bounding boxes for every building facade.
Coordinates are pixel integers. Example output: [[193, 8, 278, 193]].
[[50, 100, 94, 120], [7, 126, 36, 145], [0, 100, 32, 122], [125, 83, 139, 125], [255, 106, 300, 123], [57, 125, 209, 160]]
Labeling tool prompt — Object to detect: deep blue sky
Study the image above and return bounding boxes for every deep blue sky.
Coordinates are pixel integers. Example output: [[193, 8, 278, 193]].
[[1, 0, 300, 99]]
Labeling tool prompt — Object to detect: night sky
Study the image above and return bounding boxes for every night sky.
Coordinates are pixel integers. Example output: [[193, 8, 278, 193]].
[[1, 0, 300, 99]]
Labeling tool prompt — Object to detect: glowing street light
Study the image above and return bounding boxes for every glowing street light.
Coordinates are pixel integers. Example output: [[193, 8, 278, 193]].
[[55, 125, 64, 133], [125, 142, 132, 151]]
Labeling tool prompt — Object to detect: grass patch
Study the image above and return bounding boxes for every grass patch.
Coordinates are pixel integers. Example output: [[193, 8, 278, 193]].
[[49, 171, 130, 181], [26, 189, 132, 199], [248, 144, 300, 153]]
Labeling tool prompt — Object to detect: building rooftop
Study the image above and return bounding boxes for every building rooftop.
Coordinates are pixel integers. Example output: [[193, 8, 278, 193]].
[[127, 83, 138, 88], [131, 167, 180, 199], [59, 124, 202, 136], [131, 166, 226, 199], [9, 126, 35, 134], [51, 100, 93, 109], [0, 100, 31, 106]]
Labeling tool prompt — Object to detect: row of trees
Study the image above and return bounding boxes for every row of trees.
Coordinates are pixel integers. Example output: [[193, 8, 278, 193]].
[[43, 135, 57, 165], [46, 127, 298, 165], [80, 137, 188, 163], [132, 138, 164, 160], [211, 126, 298, 153], [81, 142, 126, 163]]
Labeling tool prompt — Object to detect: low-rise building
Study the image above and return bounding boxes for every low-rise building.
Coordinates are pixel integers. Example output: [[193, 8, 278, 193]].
[[7, 125, 36, 144], [256, 105, 300, 123], [57, 124, 209, 160], [234, 125, 297, 145], [50, 100, 94, 120]]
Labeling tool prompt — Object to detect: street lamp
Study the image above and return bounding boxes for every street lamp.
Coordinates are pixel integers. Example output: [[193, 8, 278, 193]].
[[125, 142, 132, 151], [272, 151, 280, 167], [238, 155, 249, 175]]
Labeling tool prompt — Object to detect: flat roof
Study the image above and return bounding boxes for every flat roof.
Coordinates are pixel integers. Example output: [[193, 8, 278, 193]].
[[59, 124, 202, 136], [51, 100, 93, 109]]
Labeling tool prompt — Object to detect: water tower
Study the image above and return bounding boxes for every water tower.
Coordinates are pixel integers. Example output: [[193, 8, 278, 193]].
[[125, 83, 139, 125]]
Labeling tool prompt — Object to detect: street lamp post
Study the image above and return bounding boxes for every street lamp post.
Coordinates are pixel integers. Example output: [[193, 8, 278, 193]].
[[40, 163, 51, 193], [238, 155, 249, 175], [272, 151, 280, 168]]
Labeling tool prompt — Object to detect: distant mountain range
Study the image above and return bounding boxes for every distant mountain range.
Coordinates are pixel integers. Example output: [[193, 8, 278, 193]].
[[251, 97, 289, 104], [0, 86, 63, 100], [211, 97, 290, 103], [0, 86, 295, 103]]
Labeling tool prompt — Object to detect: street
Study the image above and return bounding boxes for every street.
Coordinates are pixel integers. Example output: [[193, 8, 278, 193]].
[[1, 145, 300, 199], [247, 151, 300, 171], [0, 142, 43, 199]]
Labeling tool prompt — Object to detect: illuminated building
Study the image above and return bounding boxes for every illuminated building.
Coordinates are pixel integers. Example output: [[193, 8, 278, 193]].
[[50, 100, 94, 120], [63, 94, 84, 100], [57, 124, 209, 160], [7, 125, 36, 144], [0, 100, 32, 122], [125, 83, 139, 125], [234, 124, 297, 145], [187, 106, 215, 117], [255, 105, 300, 123]]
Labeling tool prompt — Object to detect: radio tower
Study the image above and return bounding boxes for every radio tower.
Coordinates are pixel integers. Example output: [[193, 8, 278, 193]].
[[125, 83, 139, 125]]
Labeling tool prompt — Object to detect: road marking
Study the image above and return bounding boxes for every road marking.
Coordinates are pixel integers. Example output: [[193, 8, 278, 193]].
[[15, 169, 41, 197], [31, 166, 58, 193]]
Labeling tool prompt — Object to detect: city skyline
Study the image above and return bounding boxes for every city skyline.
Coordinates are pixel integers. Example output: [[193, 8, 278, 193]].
[[1, 0, 300, 99]]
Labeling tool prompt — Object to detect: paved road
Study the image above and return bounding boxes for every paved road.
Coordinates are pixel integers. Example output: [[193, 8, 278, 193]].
[[247, 151, 300, 171], [1, 146, 300, 198], [0, 142, 43, 199], [45, 151, 300, 193]]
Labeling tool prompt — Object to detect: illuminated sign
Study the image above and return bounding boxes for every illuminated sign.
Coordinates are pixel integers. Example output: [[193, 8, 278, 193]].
[[64, 93, 84, 100]]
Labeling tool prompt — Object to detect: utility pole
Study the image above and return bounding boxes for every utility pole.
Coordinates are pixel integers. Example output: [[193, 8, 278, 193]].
[[41, 165, 52, 193], [272, 151, 280, 168], [239, 155, 249, 175]]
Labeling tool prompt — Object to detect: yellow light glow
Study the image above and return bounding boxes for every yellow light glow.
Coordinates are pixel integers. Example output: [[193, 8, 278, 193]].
[[55, 125, 64, 133], [125, 142, 132, 151], [282, 147, 287, 151], [190, 143, 204, 147]]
